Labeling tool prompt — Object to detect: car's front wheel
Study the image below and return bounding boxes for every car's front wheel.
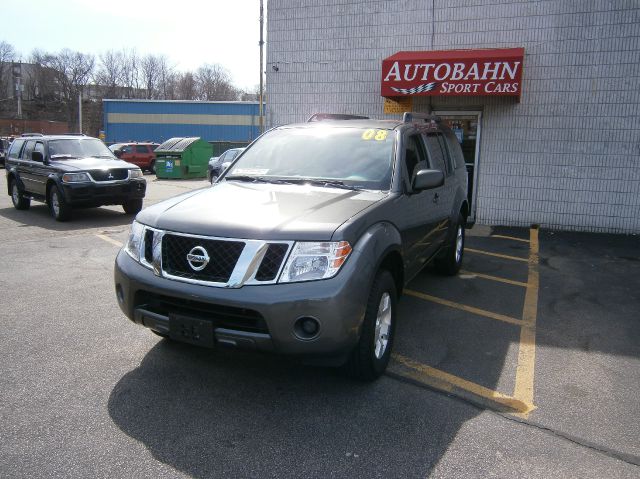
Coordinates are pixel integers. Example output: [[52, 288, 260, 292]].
[[48, 185, 71, 221], [10, 178, 30, 210], [345, 270, 397, 381], [122, 198, 143, 215]]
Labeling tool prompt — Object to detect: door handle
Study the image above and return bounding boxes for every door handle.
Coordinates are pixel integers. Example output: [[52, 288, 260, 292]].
[[433, 193, 439, 203]]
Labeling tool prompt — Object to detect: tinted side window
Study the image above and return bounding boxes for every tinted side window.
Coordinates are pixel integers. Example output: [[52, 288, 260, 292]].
[[403, 134, 428, 190], [423, 133, 447, 173], [121, 145, 133, 153], [135, 145, 149, 154], [22, 140, 36, 161], [8, 139, 25, 159], [444, 130, 465, 169]]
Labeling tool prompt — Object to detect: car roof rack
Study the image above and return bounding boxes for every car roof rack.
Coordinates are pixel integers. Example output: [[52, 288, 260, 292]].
[[20, 133, 45, 137], [402, 112, 442, 123], [307, 113, 370, 122], [62, 133, 87, 136]]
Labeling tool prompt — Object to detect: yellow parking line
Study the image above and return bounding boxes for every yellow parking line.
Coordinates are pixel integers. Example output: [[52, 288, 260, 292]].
[[459, 269, 528, 288], [391, 354, 535, 414], [404, 289, 523, 326], [96, 234, 123, 248], [490, 234, 530, 243], [512, 227, 540, 418], [466, 248, 528, 263]]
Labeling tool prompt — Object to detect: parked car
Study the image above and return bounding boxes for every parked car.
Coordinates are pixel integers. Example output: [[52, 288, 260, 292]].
[[109, 142, 159, 174], [207, 147, 245, 183], [114, 112, 468, 380], [6, 134, 146, 221], [0, 137, 10, 168]]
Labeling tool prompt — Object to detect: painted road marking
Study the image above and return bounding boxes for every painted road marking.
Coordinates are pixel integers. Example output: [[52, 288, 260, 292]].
[[390, 227, 540, 416], [490, 234, 530, 243], [404, 289, 523, 326], [459, 269, 528, 288], [96, 234, 124, 248], [391, 354, 535, 414], [466, 248, 529, 263], [512, 227, 540, 418]]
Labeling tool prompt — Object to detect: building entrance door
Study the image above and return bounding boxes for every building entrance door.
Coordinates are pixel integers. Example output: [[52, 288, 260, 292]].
[[434, 111, 482, 222]]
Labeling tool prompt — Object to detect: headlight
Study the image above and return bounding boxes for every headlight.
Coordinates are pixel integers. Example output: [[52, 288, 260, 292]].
[[129, 169, 143, 179], [279, 241, 352, 283], [124, 221, 144, 262], [62, 172, 91, 183]]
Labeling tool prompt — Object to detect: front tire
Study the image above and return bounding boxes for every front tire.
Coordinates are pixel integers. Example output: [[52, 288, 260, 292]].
[[435, 213, 465, 275], [10, 178, 30, 210], [122, 198, 143, 215], [345, 270, 397, 381], [48, 185, 71, 221]]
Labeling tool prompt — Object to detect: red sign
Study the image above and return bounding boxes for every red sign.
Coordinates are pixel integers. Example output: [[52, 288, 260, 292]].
[[381, 48, 524, 98]]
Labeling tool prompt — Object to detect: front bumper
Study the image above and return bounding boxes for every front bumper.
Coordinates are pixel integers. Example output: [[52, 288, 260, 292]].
[[62, 178, 146, 206], [114, 246, 373, 360]]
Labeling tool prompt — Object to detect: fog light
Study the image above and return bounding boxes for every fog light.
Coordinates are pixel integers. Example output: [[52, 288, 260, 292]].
[[294, 316, 320, 340]]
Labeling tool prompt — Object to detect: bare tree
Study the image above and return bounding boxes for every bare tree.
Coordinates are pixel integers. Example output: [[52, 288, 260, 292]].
[[175, 71, 197, 100], [120, 49, 140, 98], [195, 63, 239, 101], [156, 55, 175, 100], [0, 41, 16, 101], [95, 50, 124, 98], [43, 49, 95, 129], [24, 49, 59, 102]]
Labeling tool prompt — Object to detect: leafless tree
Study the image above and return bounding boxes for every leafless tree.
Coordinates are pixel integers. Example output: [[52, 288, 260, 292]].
[[43, 49, 95, 129], [175, 71, 197, 100], [0, 41, 16, 100], [95, 50, 125, 98], [24, 49, 59, 102], [195, 63, 240, 101]]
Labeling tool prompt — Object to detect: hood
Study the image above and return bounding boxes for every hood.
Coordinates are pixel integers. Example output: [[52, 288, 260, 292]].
[[50, 157, 138, 171], [137, 181, 387, 241]]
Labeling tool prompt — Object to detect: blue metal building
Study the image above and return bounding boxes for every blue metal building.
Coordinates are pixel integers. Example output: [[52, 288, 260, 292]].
[[103, 100, 260, 144]]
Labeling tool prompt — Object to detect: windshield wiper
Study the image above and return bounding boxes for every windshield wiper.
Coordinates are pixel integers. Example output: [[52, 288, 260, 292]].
[[225, 175, 270, 183], [303, 178, 361, 190]]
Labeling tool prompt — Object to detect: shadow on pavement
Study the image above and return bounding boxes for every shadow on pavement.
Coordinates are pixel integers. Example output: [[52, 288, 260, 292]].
[[107, 341, 478, 478]]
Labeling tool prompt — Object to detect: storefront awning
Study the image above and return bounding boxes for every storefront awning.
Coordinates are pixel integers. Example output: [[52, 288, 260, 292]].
[[381, 48, 524, 98]]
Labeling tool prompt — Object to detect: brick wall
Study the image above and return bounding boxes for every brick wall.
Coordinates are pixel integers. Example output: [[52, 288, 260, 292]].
[[266, 0, 640, 233]]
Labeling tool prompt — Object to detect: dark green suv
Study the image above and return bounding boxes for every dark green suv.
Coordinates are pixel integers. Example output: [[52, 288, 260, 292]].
[[6, 134, 146, 221], [114, 113, 468, 380]]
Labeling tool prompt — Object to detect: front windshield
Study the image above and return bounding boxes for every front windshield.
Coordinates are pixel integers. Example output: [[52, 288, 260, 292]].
[[49, 138, 115, 159], [226, 126, 395, 190]]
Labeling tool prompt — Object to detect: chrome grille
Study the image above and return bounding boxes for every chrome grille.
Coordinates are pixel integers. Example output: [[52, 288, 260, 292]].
[[255, 243, 289, 281], [162, 234, 245, 283]]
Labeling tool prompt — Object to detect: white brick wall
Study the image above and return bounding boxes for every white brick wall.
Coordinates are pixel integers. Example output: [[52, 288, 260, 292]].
[[266, 0, 640, 233]]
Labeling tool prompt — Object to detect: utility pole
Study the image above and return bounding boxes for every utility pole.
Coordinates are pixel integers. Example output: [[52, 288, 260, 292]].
[[259, 0, 264, 134], [78, 89, 82, 134]]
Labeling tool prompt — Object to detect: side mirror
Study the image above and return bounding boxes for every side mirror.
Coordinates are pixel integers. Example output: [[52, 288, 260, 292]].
[[113, 149, 123, 158], [32, 151, 44, 163], [412, 169, 444, 191]]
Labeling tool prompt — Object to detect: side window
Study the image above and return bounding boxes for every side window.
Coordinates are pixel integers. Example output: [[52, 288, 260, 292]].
[[444, 130, 466, 169], [21, 140, 36, 161], [423, 133, 447, 173], [34, 142, 45, 161], [219, 151, 228, 161], [435, 133, 454, 174], [403, 134, 428, 190], [8, 139, 25, 159], [135, 145, 148, 154], [121, 145, 133, 154]]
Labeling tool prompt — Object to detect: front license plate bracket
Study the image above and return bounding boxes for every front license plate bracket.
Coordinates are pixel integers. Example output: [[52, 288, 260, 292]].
[[169, 314, 215, 348]]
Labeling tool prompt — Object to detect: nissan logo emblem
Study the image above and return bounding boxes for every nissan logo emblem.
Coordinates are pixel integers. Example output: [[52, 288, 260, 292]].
[[186, 246, 210, 271]]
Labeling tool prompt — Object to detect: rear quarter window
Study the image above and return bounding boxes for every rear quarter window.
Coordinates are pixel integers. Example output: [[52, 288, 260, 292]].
[[8, 139, 25, 159]]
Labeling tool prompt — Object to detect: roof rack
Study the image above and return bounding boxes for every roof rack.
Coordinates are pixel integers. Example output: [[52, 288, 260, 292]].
[[307, 113, 370, 122], [63, 133, 87, 136], [402, 112, 442, 123], [21, 133, 45, 137]]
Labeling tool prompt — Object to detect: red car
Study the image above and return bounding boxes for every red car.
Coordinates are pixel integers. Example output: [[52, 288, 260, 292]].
[[109, 143, 159, 173]]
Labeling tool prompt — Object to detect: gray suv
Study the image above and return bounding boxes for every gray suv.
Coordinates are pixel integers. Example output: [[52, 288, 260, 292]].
[[114, 113, 469, 380]]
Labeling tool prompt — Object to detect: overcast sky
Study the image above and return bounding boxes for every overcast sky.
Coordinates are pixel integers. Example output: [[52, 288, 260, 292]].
[[3, 0, 264, 91]]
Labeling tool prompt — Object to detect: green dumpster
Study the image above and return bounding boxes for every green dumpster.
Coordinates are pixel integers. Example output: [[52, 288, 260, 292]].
[[154, 137, 213, 179]]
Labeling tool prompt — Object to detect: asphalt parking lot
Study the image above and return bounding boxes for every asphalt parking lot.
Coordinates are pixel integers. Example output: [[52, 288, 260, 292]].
[[0, 173, 638, 478]]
